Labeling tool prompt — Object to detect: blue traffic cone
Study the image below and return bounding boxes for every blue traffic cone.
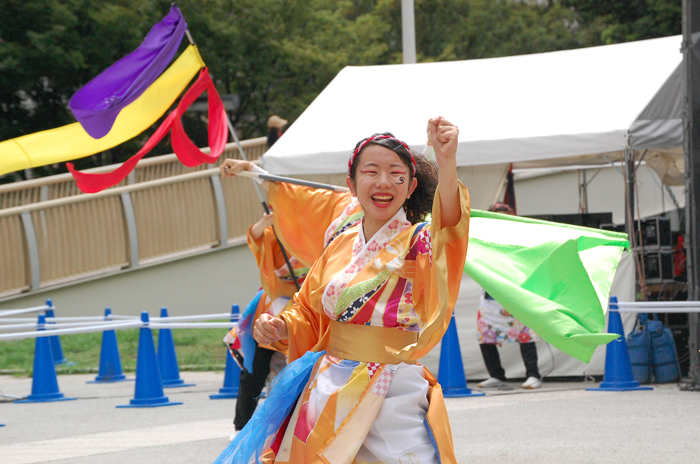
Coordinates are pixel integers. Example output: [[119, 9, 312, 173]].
[[587, 297, 653, 392], [45, 301, 69, 365], [210, 305, 241, 399], [157, 308, 195, 388], [117, 312, 181, 408], [15, 315, 77, 403], [88, 308, 130, 383], [438, 313, 484, 397]]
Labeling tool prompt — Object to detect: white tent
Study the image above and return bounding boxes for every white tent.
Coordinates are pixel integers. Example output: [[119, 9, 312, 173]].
[[260, 36, 684, 378], [263, 35, 683, 176]]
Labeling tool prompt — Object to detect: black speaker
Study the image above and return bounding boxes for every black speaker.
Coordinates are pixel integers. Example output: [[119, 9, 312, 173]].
[[643, 250, 674, 284], [635, 217, 672, 250], [528, 212, 613, 229], [600, 223, 626, 234]]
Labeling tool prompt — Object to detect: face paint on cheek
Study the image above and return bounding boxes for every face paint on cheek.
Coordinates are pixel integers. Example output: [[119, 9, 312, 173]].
[[396, 177, 406, 185]]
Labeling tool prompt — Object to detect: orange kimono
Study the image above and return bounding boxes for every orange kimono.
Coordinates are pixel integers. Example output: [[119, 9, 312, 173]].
[[225, 183, 362, 366], [269, 182, 364, 269], [266, 183, 470, 464]]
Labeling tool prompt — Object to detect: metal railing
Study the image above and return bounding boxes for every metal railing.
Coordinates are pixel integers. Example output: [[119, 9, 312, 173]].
[[0, 166, 269, 297], [0, 137, 354, 299], [0, 137, 268, 210], [0, 138, 269, 298]]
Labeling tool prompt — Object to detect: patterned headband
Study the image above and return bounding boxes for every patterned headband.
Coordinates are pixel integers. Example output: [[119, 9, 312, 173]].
[[348, 135, 416, 175]]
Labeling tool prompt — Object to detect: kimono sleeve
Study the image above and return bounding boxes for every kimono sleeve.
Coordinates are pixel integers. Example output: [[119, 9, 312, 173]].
[[269, 182, 353, 268], [247, 226, 297, 300], [409, 181, 470, 360], [275, 242, 334, 363]]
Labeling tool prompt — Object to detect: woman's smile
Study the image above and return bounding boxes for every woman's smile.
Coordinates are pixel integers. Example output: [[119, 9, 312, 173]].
[[370, 193, 395, 208]]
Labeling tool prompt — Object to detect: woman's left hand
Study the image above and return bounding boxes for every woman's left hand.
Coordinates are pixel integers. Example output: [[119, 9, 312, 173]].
[[427, 117, 459, 165], [427, 116, 461, 228]]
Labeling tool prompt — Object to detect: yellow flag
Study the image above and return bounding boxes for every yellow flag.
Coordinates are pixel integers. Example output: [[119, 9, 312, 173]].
[[0, 45, 204, 176]]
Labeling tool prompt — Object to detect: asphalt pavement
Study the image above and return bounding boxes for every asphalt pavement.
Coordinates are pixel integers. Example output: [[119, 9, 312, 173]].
[[1, 372, 699, 464]]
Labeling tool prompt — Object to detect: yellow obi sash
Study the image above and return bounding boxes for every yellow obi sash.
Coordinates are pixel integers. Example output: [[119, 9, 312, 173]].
[[327, 320, 418, 364]]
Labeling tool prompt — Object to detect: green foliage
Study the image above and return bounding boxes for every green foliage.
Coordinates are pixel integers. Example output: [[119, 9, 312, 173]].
[[0, 0, 681, 183], [0, 0, 173, 179], [562, 0, 681, 44], [447, 0, 599, 59]]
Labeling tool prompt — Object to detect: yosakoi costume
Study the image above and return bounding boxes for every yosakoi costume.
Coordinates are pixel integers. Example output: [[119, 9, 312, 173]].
[[215, 182, 470, 464], [268, 182, 364, 270], [224, 183, 363, 431], [225, 182, 363, 369], [223, 225, 305, 372], [476, 289, 540, 345], [224, 224, 307, 430]]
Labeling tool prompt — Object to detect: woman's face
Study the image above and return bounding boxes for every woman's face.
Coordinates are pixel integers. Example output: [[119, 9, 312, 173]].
[[346, 144, 417, 238]]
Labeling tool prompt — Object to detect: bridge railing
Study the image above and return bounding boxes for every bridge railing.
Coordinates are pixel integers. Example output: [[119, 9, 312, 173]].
[[0, 136, 353, 299], [0, 166, 265, 298], [0, 137, 268, 210]]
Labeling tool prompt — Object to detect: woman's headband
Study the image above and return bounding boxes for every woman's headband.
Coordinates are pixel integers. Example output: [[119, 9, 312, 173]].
[[348, 135, 416, 175]]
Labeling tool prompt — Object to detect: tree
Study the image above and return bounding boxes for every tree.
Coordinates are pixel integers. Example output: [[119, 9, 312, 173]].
[[0, 0, 681, 183], [561, 0, 681, 43], [0, 0, 170, 179]]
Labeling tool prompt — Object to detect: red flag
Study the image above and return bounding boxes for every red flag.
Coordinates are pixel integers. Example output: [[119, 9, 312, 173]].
[[68, 68, 228, 193]]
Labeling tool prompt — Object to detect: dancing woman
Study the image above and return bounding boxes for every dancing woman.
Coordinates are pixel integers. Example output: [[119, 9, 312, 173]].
[[217, 116, 468, 464]]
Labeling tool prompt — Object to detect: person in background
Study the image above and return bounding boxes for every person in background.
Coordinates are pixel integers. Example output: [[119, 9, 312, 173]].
[[224, 211, 303, 436], [476, 203, 542, 390], [266, 115, 288, 148], [221, 160, 364, 440]]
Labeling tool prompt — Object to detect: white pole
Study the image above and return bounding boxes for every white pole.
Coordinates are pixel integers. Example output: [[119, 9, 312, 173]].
[[0, 320, 142, 341], [148, 322, 238, 329], [401, 0, 417, 64], [0, 305, 50, 317], [149, 313, 235, 322]]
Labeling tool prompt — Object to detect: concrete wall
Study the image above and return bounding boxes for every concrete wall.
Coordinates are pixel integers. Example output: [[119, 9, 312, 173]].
[[0, 244, 261, 319]]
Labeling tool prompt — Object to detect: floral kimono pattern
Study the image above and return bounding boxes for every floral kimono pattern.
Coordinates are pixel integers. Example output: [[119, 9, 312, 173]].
[[264, 182, 470, 464], [476, 289, 540, 345]]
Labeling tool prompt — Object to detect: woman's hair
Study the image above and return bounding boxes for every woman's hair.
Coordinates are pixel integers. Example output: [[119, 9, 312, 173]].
[[489, 203, 514, 215], [267, 127, 280, 148], [348, 132, 438, 224]]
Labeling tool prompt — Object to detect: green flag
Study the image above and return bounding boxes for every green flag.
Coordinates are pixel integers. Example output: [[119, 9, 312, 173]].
[[465, 210, 629, 363]]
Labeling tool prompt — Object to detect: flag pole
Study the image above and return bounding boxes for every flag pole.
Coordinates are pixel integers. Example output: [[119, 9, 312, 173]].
[[236, 170, 349, 193], [183, 30, 301, 290]]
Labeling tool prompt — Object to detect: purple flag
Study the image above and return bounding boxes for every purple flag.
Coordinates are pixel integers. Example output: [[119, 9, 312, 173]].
[[69, 5, 187, 139]]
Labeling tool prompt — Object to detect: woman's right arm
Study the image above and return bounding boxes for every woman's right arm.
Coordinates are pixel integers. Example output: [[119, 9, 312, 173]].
[[254, 313, 289, 344], [220, 159, 270, 189], [253, 244, 331, 361]]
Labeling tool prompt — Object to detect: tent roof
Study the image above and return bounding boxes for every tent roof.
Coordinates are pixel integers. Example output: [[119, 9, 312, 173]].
[[263, 35, 682, 175]]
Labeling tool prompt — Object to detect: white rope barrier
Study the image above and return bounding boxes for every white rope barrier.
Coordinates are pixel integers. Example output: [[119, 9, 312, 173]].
[[0, 317, 56, 323], [0, 319, 140, 332], [611, 301, 700, 313], [0, 320, 143, 341], [0, 305, 51, 318], [148, 322, 237, 329], [0, 315, 140, 323], [45, 315, 138, 322], [149, 313, 236, 322], [1, 318, 239, 332], [0, 322, 47, 332], [0, 310, 239, 341]]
